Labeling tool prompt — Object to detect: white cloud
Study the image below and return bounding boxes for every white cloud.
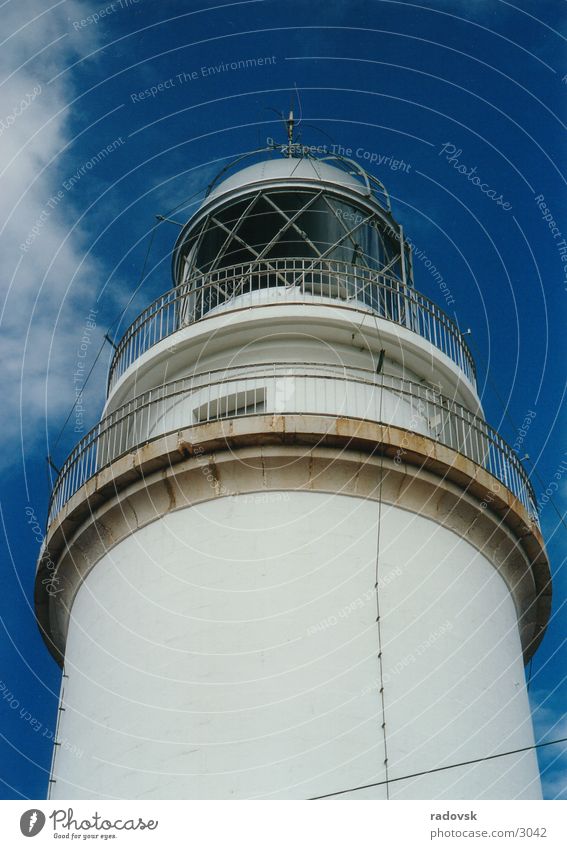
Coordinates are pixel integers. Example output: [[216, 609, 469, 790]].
[[531, 693, 567, 800], [0, 1, 112, 472]]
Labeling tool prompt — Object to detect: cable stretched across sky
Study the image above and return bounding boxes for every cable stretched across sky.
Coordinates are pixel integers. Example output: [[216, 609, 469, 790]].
[[309, 737, 567, 800]]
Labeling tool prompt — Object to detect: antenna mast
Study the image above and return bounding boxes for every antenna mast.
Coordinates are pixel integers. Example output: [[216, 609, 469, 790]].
[[286, 108, 295, 157]]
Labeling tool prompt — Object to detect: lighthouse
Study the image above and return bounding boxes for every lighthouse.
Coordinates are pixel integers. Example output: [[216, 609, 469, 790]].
[[36, 130, 551, 800]]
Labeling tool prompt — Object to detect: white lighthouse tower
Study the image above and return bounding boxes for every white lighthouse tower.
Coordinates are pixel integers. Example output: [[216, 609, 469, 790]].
[[36, 131, 551, 800]]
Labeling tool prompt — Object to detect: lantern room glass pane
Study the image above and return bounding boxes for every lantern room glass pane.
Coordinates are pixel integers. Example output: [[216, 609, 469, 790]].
[[182, 189, 405, 283]]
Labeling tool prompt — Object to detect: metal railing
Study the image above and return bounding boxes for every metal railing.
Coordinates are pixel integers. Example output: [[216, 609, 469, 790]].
[[49, 363, 536, 528], [108, 258, 476, 391]]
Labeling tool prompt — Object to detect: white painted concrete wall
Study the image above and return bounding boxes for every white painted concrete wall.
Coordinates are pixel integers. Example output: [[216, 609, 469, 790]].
[[144, 377, 430, 438], [97, 373, 436, 470], [51, 492, 540, 800], [105, 303, 481, 418]]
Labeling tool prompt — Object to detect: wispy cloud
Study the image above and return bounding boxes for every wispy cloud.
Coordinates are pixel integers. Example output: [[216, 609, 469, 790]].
[[531, 692, 567, 799], [0, 1, 111, 471]]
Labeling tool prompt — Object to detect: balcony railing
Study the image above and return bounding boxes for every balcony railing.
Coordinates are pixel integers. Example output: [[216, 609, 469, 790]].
[[107, 258, 476, 392], [49, 363, 536, 528]]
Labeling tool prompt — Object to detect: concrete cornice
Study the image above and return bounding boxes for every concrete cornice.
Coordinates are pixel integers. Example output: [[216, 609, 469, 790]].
[[36, 414, 551, 667]]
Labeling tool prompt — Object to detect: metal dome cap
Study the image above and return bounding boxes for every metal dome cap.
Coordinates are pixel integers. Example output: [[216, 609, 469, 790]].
[[204, 148, 391, 209], [171, 140, 407, 291]]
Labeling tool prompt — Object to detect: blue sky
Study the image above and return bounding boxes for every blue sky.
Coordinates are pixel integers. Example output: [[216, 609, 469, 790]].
[[0, 0, 565, 800]]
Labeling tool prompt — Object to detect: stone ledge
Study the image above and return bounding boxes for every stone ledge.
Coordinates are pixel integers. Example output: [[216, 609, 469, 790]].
[[35, 415, 551, 667]]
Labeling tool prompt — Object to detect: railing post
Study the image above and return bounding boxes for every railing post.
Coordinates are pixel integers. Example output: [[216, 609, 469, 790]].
[[106, 259, 477, 396], [49, 357, 537, 533]]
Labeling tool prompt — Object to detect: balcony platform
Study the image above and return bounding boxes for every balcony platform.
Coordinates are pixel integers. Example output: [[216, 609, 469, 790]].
[[36, 413, 551, 668]]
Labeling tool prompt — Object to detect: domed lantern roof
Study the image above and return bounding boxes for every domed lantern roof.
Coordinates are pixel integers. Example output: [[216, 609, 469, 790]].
[[205, 155, 375, 203], [171, 147, 409, 292]]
